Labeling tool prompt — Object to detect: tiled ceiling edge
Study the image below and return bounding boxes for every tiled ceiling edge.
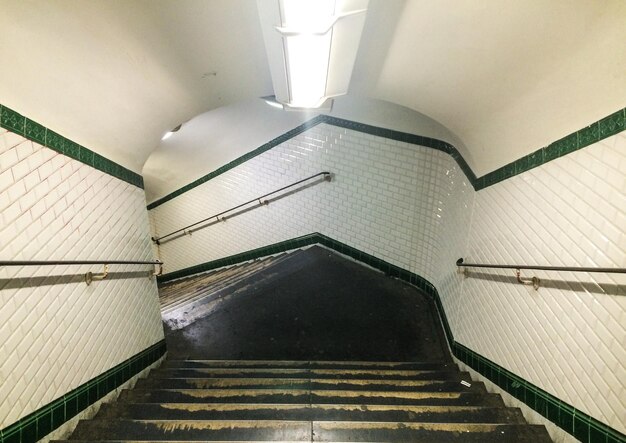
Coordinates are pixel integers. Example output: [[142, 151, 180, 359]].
[[0, 104, 144, 189], [145, 115, 477, 211], [0, 340, 166, 443], [474, 107, 626, 190], [156, 235, 626, 443]]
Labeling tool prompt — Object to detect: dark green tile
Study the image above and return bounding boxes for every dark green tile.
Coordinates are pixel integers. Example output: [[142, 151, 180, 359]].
[[64, 395, 78, 419], [542, 143, 560, 163], [51, 402, 65, 429], [598, 109, 625, 139], [545, 398, 560, 422], [92, 153, 106, 172], [78, 146, 94, 165], [578, 122, 600, 148], [556, 403, 574, 434], [527, 149, 543, 169], [64, 141, 80, 160], [2, 425, 21, 443], [20, 418, 37, 443], [36, 411, 52, 439], [24, 119, 46, 145], [514, 156, 530, 175], [574, 413, 590, 442], [46, 130, 66, 154], [534, 392, 548, 416], [0, 106, 25, 135], [589, 422, 607, 443], [76, 388, 89, 411]]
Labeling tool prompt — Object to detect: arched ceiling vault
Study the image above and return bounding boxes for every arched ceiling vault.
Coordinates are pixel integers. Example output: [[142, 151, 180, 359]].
[[1, 0, 625, 194]]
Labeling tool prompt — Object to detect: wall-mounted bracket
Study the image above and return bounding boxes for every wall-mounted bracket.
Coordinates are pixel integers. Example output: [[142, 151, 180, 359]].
[[152, 262, 163, 277], [516, 269, 540, 290], [85, 264, 109, 286], [258, 198, 269, 206]]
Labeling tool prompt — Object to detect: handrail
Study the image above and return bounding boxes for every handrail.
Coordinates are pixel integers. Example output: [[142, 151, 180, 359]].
[[456, 258, 626, 291], [151, 171, 332, 245], [455, 258, 626, 274], [0, 259, 163, 285]]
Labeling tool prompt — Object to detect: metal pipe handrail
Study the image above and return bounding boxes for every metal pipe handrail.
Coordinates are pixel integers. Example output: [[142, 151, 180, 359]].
[[456, 258, 626, 274], [151, 171, 332, 244], [0, 260, 163, 285], [0, 260, 161, 266]]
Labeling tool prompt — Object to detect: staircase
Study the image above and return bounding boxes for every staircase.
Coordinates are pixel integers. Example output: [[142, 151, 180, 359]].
[[57, 247, 552, 441], [58, 359, 552, 442], [159, 252, 299, 331]]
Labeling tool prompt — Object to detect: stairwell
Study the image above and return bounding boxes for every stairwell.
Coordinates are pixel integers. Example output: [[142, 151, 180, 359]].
[[55, 246, 552, 442]]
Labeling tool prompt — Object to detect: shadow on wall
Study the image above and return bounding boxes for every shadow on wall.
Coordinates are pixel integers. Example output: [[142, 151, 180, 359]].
[[464, 270, 625, 297], [0, 271, 154, 290]]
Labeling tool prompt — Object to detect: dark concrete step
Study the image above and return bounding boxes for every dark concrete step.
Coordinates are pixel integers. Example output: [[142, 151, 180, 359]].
[[68, 419, 551, 442], [98, 402, 526, 424], [149, 368, 466, 380], [134, 377, 483, 393], [69, 419, 310, 441], [119, 389, 505, 406], [161, 359, 455, 371], [314, 421, 553, 442]]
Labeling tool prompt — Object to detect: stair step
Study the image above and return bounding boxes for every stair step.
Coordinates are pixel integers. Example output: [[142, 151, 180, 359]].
[[161, 360, 454, 371], [315, 421, 553, 442], [69, 419, 310, 441], [134, 377, 483, 392], [68, 419, 552, 442], [98, 402, 526, 424], [149, 368, 466, 380], [119, 389, 505, 406]]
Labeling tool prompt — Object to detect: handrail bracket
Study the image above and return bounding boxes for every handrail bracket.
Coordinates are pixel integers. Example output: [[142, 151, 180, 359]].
[[85, 264, 109, 286], [516, 269, 540, 290]]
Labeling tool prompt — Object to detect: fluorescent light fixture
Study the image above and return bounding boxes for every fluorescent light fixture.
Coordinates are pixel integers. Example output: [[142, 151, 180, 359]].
[[161, 124, 182, 141], [257, 0, 369, 109]]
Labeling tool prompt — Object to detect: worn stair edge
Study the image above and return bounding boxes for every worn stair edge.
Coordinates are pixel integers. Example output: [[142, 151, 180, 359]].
[[148, 368, 469, 381], [97, 402, 526, 424], [134, 377, 484, 393], [160, 360, 456, 370], [68, 419, 552, 442], [118, 389, 505, 406]]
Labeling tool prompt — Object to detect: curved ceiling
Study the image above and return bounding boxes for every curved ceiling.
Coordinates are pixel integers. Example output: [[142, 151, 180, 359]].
[[1, 0, 625, 183]]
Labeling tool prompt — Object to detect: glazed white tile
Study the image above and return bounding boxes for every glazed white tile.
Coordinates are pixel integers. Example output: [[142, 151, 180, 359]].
[[150, 123, 474, 293], [0, 128, 164, 428], [457, 131, 626, 433]]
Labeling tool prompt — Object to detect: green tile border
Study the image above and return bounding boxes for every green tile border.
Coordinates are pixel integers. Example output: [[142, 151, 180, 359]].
[[158, 234, 626, 443], [0, 104, 144, 189], [473, 107, 626, 190], [0, 339, 165, 443], [146, 107, 625, 210]]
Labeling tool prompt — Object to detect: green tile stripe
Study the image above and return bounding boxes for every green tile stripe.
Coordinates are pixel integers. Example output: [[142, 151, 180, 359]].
[[0, 104, 144, 189], [146, 116, 327, 209], [146, 107, 625, 210], [453, 342, 626, 443], [157, 234, 626, 443], [0, 339, 166, 443], [146, 115, 475, 210], [474, 107, 626, 190]]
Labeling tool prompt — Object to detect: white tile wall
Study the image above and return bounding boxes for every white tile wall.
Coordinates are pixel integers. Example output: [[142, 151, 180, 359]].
[[0, 128, 164, 428], [456, 132, 626, 433], [149, 123, 473, 290]]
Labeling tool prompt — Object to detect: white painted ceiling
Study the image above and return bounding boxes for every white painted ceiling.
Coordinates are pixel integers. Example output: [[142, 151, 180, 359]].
[[1, 0, 625, 194]]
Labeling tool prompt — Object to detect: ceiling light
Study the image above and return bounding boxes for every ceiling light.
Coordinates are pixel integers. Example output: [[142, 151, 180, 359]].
[[161, 124, 182, 141], [257, 0, 369, 109]]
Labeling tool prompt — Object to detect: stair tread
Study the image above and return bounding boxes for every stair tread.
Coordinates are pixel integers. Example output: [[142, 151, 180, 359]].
[[161, 360, 454, 370], [98, 402, 526, 423], [69, 419, 552, 442]]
